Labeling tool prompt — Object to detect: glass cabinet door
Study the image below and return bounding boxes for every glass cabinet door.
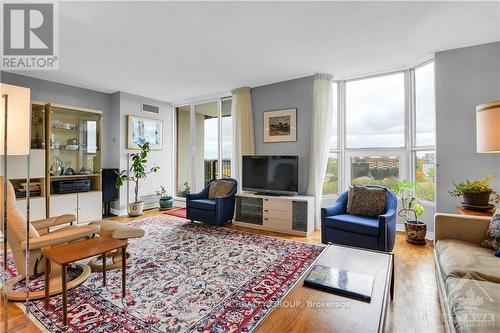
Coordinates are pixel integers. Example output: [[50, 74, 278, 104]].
[[31, 103, 45, 149], [49, 106, 102, 178]]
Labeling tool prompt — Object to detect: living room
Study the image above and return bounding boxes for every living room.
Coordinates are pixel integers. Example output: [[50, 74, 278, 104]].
[[1, 1, 499, 333]]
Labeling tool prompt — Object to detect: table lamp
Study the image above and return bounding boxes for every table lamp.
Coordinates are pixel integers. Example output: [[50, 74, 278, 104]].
[[476, 100, 500, 153]]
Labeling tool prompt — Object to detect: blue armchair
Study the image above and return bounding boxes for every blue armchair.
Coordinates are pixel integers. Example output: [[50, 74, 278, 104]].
[[321, 186, 397, 252], [186, 178, 238, 226]]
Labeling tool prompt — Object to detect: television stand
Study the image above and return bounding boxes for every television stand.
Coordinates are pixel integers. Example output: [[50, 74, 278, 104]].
[[234, 192, 314, 236], [254, 192, 291, 196]]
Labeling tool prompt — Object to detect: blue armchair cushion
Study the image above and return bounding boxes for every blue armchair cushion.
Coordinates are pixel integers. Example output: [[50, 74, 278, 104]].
[[323, 214, 379, 237], [187, 199, 216, 211], [208, 180, 236, 199]]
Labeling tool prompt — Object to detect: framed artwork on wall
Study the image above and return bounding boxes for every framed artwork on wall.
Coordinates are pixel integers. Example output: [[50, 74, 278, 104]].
[[127, 115, 163, 150], [263, 108, 297, 143]]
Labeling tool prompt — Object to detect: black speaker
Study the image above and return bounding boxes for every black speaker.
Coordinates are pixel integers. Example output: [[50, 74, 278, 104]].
[[102, 169, 119, 216]]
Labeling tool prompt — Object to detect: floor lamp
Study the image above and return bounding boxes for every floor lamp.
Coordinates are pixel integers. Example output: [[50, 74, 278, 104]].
[[0, 83, 31, 332], [476, 100, 500, 153]]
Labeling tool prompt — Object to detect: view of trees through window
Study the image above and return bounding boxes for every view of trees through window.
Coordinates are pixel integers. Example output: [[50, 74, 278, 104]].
[[415, 151, 435, 202], [322, 154, 338, 195], [350, 156, 399, 189]]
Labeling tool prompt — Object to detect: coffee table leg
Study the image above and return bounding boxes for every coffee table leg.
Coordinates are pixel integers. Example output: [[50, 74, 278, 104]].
[[62, 264, 67, 325], [122, 245, 127, 298], [102, 252, 106, 287], [390, 254, 395, 301], [44, 258, 50, 309]]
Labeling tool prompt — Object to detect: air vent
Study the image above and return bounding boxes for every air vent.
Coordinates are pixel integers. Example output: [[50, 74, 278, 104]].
[[142, 103, 160, 114]]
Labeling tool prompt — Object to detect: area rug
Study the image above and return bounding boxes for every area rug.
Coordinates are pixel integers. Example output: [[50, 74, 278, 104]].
[[163, 207, 187, 218], [2, 216, 324, 332]]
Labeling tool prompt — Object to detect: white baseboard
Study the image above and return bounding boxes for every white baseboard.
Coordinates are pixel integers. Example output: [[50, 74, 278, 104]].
[[396, 223, 434, 241], [110, 208, 128, 216]]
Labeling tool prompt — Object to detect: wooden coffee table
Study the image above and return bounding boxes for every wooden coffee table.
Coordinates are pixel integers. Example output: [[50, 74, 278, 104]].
[[42, 237, 128, 325], [255, 244, 393, 333]]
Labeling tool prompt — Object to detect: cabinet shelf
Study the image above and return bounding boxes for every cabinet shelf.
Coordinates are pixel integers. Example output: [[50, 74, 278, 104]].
[[50, 174, 101, 179]]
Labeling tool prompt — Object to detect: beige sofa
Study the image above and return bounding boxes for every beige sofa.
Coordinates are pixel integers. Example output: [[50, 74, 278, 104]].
[[434, 213, 500, 333]]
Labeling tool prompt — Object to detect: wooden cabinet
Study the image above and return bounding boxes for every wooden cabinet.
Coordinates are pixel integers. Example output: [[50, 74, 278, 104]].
[[15, 197, 46, 221], [78, 192, 102, 223], [50, 191, 102, 224], [235, 192, 314, 236], [50, 194, 78, 217]]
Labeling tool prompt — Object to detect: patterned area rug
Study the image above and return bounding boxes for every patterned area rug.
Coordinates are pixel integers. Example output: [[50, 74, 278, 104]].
[[3, 216, 324, 332]]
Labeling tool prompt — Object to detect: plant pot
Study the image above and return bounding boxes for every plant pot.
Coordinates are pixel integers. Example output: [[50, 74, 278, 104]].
[[462, 192, 491, 207], [128, 202, 144, 217], [405, 221, 427, 245], [159, 196, 173, 210]]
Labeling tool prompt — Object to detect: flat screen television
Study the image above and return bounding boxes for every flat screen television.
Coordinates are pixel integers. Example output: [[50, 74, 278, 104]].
[[242, 155, 298, 195]]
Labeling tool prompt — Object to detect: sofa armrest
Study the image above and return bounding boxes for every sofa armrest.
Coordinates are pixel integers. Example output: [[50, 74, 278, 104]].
[[379, 208, 396, 225], [434, 213, 490, 245]]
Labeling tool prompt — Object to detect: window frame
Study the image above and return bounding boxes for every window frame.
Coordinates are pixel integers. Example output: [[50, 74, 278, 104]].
[[322, 60, 435, 206]]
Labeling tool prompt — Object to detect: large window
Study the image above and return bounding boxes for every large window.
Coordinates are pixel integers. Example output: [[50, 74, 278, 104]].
[[346, 73, 405, 148], [175, 98, 232, 198], [322, 62, 436, 203]]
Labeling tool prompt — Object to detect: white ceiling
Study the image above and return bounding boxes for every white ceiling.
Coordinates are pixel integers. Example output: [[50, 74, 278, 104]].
[[11, 1, 500, 104]]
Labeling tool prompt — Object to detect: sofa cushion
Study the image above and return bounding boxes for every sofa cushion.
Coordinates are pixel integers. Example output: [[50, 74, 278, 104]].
[[323, 214, 379, 237], [208, 180, 234, 199], [482, 209, 500, 251], [436, 239, 500, 283], [188, 199, 216, 211], [346, 186, 387, 217], [446, 277, 500, 333]]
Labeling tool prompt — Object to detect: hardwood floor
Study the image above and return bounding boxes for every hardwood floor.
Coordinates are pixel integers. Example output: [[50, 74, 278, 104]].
[[2, 209, 445, 332]]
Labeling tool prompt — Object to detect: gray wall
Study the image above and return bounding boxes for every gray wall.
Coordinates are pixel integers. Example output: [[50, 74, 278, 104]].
[[435, 42, 500, 213], [0, 72, 113, 168], [112, 92, 174, 212], [251, 76, 314, 194]]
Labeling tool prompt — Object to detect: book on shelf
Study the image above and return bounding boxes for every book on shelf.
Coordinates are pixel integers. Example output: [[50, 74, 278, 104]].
[[303, 264, 374, 302]]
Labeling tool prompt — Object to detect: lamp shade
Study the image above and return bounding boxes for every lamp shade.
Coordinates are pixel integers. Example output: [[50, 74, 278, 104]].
[[0, 83, 30, 155], [476, 100, 500, 153]]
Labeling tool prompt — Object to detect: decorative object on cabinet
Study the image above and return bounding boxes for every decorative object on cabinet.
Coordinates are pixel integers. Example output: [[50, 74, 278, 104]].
[[127, 115, 163, 150], [116, 142, 160, 216], [263, 108, 297, 143]]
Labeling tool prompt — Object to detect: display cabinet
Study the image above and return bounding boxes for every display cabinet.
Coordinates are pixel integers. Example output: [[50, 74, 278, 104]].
[[46, 104, 102, 222]]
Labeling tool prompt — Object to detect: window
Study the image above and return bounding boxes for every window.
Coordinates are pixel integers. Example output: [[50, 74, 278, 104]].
[[413, 62, 436, 202], [175, 98, 233, 198], [415, 63, 435, 146], [323, 83, 338, 195], [221, 99, 232, 178], [175, 105, 192, 197], [322, 61, 436, 203], [414, 151, 435, 202], [350, 156, 400, 189], [346, 73, 405, 148]]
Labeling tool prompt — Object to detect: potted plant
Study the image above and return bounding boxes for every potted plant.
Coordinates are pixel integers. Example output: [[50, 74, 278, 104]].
[[115, 142, 160, 217], [156, 186, 173, 210], [449, 176, 500, 210], [391, 180, 426, 244]]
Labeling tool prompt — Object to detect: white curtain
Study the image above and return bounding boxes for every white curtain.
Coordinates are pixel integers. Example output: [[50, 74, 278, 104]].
[[307, 73, 334, 229], [231, 87, 255, 188]]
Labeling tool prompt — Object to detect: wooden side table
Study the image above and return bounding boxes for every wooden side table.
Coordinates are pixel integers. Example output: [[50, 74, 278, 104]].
[[457, 206, 495, 217], [42, 237, 128, 326]]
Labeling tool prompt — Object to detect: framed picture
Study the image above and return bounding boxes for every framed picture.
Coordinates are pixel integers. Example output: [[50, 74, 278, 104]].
[[127, 115, 163, 150], [263, 108, 297, 143]]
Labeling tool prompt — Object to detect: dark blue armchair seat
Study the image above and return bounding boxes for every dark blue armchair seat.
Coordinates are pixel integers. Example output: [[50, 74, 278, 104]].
[[186, 178, 237, 226], [321, 186, 397, 252], [188, 199, 216, 211]]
